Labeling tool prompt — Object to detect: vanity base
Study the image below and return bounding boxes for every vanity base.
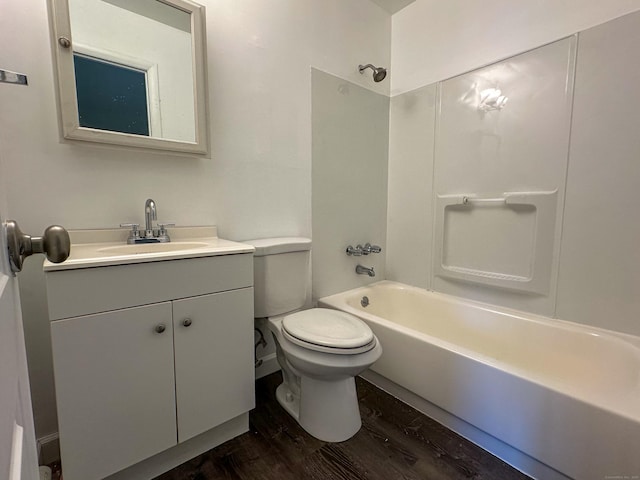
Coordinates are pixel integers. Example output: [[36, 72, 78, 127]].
[[105, 413, 248, 480]]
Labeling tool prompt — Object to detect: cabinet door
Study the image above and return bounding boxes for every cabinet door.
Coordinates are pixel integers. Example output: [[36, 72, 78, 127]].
[[173, 288, 255, 442], [51, 303, 176, 480]]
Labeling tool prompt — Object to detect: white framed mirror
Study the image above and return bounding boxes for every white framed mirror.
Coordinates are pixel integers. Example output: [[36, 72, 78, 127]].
[[50, 0, 209, 154]]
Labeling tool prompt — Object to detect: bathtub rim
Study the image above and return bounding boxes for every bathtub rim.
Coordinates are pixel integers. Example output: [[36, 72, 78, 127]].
[[319, 280, 640, 350]]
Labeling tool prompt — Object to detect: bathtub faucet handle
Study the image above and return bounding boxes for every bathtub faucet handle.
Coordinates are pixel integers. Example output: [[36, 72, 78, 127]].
[[364, 243, 382, 254], [346, 245, 363, 256]]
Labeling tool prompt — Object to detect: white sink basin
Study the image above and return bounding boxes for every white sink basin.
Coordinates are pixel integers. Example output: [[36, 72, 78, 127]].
[[97, 242, 209, 255], [43, 226, 255, 271]]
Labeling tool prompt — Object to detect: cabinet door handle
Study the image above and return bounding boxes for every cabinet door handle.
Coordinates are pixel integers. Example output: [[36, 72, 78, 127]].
[[182, 318, 192, 327], [155, 324, 166, 334]]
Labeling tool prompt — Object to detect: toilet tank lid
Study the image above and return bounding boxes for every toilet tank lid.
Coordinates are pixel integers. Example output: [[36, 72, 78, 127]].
[[243, 237, 311, 256]]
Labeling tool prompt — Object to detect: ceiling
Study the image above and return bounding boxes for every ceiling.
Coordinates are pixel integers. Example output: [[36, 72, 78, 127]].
[[368, 0, 416, 15]]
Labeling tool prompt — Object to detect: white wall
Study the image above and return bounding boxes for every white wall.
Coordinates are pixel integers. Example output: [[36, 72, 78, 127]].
[[555, 13, 640, 335], [385, 83, 435, 289], [391, 0, 640, 95], [386, 6, 640, 336], [312, 69, 389, 300], [430, 37, 575, 316], [0, 0, 390, 438]]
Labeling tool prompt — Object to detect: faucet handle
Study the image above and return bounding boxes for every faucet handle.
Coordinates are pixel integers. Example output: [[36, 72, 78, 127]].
[[156, 223, 175, 242], [120, 223, 140, 233], [364, 243, 382, 254], [120, 223, 141, 244]]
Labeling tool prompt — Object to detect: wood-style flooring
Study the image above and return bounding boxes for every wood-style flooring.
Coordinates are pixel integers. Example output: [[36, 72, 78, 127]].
[[155, 372, 531, 480]]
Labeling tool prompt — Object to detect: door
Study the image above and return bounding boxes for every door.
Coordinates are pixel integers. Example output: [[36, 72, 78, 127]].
[[172, 288, 255, 443], [50, 303, 177, 480], [0, 160, 39, 478]]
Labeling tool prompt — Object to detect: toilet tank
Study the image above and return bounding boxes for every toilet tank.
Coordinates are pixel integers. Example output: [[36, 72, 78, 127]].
[[244, 237, 312, 317]]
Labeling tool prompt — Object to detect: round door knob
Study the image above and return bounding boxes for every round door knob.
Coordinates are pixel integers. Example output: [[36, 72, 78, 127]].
[[182, 318, 192, 327], [40, 225, 71, 263], [6, 220, 71, 273], [155, 324, 166, 334]]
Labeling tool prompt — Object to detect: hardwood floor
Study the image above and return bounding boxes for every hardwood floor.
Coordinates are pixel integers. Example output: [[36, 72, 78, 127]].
[[155, 372, 531, 480]]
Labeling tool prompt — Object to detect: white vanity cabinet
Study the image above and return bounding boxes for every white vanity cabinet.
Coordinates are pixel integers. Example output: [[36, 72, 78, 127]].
[[46, 252, 255, 480], [172, 289, 254, 443], [50, 303, 178, 480]]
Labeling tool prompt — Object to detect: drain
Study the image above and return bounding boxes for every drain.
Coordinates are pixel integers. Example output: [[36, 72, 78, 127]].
[[361, 296, 369, 307]]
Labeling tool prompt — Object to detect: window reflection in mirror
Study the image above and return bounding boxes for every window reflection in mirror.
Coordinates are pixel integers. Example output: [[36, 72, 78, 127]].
[[74, 53, 150, 136]]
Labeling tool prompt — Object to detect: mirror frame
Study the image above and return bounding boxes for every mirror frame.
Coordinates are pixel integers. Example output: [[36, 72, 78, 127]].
[[50, 0, 209, 154]]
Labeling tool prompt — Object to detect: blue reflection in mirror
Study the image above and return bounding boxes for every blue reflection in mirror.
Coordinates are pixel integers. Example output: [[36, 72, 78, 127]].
[[73, 53, 149, 136]]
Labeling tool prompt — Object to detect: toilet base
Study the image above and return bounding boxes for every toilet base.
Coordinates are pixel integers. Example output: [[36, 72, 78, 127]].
[[275, 383, 300, 420], [275, 376, 362, 442]]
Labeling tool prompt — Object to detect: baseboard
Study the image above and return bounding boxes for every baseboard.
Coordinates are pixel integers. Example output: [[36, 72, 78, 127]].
[[37, 433, 60, 466], [255, 353, 279, 379], [359, 370, 569, 480]]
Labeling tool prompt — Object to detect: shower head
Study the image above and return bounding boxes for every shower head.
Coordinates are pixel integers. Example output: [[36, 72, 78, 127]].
[[358, 64, 387, 82]]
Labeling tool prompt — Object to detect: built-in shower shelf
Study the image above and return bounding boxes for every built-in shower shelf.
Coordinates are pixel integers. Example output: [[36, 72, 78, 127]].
[[434, 190, 558, 295], [440, 266, 530, 283]]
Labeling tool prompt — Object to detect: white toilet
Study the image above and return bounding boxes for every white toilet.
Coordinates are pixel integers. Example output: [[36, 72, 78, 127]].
[[246, 237, 382, 442]]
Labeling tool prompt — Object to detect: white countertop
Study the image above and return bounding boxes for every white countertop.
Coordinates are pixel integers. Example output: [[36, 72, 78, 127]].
[[43, 226, 255, 271]]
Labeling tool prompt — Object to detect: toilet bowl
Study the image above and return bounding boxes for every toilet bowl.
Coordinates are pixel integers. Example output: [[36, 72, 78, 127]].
[[268, 308, 382, 442], [244, 237, 383, 442]]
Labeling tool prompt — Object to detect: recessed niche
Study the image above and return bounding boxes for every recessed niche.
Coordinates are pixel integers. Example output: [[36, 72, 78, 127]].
[[443, 203, 536, 278], [434, 191, 558, 295]]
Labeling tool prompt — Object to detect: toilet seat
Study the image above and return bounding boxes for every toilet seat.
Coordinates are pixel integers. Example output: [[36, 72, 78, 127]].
[[282, 308, 376, 355]]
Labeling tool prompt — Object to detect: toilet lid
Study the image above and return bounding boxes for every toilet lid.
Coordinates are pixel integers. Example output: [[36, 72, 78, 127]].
[[282, 308, 374, 350]]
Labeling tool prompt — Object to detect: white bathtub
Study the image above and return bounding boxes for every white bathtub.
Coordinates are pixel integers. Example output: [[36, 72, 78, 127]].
[[319, 281, 640, 480]]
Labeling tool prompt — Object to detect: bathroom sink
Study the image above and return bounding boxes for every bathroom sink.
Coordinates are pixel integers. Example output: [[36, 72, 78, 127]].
[[43, 226, 255, 271], [97, 241, 209, 255]]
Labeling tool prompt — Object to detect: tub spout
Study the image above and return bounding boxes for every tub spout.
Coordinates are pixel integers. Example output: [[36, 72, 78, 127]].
[[356, 265, 375, 277]]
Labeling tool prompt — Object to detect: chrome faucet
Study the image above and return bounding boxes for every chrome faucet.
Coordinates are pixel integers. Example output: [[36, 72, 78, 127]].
[[346, 243, 382, 256], [356, 265, 375, 277], [144, 198, 157, 238], [120, 199, 174, 244]]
